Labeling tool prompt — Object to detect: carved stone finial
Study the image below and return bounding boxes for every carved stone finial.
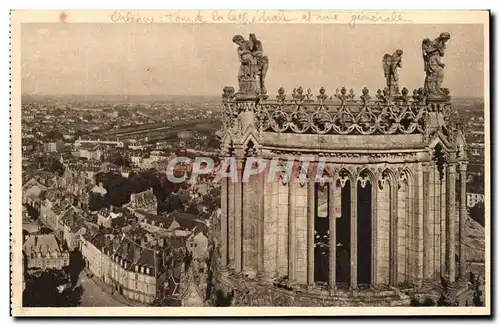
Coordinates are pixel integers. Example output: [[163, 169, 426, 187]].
[[412, 87, 427, 104], [276, 87, 286, 103], [401, 87, 409, 104], [317, 87, 328, 103], [222, 86, 235, 100], [422, 32, 451, 100], [335, 87, 352, 103], [305, 88, 313, 102], [292, 86, 305, 103], [360, 87, 371, 104], [348, 88, 355, 101], [376, 87, 392, 103]]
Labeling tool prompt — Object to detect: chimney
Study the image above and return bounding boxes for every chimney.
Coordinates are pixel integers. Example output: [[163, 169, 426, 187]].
[[112, 236, 119, 251], [69, 210, 74, 227], [122, 240, 129, 257], [133, 243, 141, 264]]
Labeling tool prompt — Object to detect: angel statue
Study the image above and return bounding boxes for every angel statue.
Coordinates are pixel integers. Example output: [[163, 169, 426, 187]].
[[249, 33, 269, 95], [382, 49, 404, 97], [232, 33, 269, 96], [422, 32, 451, 97]]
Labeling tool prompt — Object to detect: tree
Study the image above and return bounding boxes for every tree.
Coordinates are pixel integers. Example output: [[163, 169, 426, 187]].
[[48, 159, 65, 176], [52, 108, 65, 116], [38, 155, 65, 176], [469, 202, 485, 226], [45, 130, 63, 141], [82, 113, 93, 121], [108, 152, 131, 167], [161, 193, 183, 213], [23, 269, 83, 307], [118, 110, 131, 118], [88, 193, 107, 211]]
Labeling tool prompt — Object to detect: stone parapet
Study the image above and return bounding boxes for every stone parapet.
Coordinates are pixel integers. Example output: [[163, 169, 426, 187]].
[[222, 86, 453, 138], [214, 270, 411, 307]]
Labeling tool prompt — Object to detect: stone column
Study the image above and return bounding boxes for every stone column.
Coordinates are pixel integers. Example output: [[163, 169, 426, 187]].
[[242, 170, 252, 275], [220, 175, 228, 266], [288, 180, 296, 283], [307, 177, 315, 286], [328, 180, 336, 292], [417, 164, 425, 285], [459, 162, 468, 280], [419, 163, 434, 280], [447, 161, 457, 282], [389, 176, 398, 287], [257, 168, 265, 278], [433, 163, 440, 277], [350, 180, 357, 290], [371, 177, 378, 288], [228, 168, 235, 269], [440, 166, 447, 277], [423, 163, 434, 280], [242, 159, 260, 276], [234, 159, 243, 273]]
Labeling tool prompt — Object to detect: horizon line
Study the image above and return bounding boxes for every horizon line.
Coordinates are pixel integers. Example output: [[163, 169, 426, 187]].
[[21, 93, 484, 99]]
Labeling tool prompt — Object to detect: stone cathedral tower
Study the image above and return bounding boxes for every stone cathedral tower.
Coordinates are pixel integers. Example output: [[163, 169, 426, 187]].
[[211, 32, 472, 306]]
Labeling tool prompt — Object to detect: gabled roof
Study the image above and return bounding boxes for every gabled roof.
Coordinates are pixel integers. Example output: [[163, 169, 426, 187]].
[[169, 211, 204, 232], [91, 184, 107, 195], [23, 178, 48, 191], [23, 234, 64, 256]]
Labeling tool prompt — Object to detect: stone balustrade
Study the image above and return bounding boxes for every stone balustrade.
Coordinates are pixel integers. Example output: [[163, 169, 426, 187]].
[[222, 86, 452, 136]]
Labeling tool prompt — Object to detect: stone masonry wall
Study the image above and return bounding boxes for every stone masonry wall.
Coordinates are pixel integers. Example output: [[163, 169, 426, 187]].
[[277, 181, 289, 278], [294, 183, 308, 284], [263, 179, 277, 278], [397, 182, 407, 283]]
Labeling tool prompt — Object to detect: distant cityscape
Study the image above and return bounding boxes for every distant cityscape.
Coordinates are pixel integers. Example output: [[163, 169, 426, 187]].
[[22, 94, 224, 307], [21, 94, 485, 307]]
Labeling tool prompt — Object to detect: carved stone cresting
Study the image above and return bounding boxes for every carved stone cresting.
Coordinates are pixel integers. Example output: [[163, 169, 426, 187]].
[[222, 87, 440, 136]]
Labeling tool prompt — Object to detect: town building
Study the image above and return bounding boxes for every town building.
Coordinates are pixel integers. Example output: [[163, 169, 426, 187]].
[[101, 235, 166, 304], [43, 140, 66, 153], [23, 234, 70, 271], [97, 208, 127, 229], [74, 137, 124, 148], [129, 188, 157, 213], [467, 193, 485, 208], [22, 177, 47, 206]]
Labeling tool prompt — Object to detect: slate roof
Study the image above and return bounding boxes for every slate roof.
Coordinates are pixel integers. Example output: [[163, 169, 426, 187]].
[[23, 234, 63, 256]]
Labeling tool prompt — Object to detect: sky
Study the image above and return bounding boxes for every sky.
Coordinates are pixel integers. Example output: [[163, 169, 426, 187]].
[[21, 23, 485, 97]]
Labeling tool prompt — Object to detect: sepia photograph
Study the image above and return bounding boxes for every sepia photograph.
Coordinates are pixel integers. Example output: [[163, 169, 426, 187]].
[[9, 10, 490, 316]]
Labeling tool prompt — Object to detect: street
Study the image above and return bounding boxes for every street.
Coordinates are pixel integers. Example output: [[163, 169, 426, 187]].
[[78, 272, 126, 307]]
